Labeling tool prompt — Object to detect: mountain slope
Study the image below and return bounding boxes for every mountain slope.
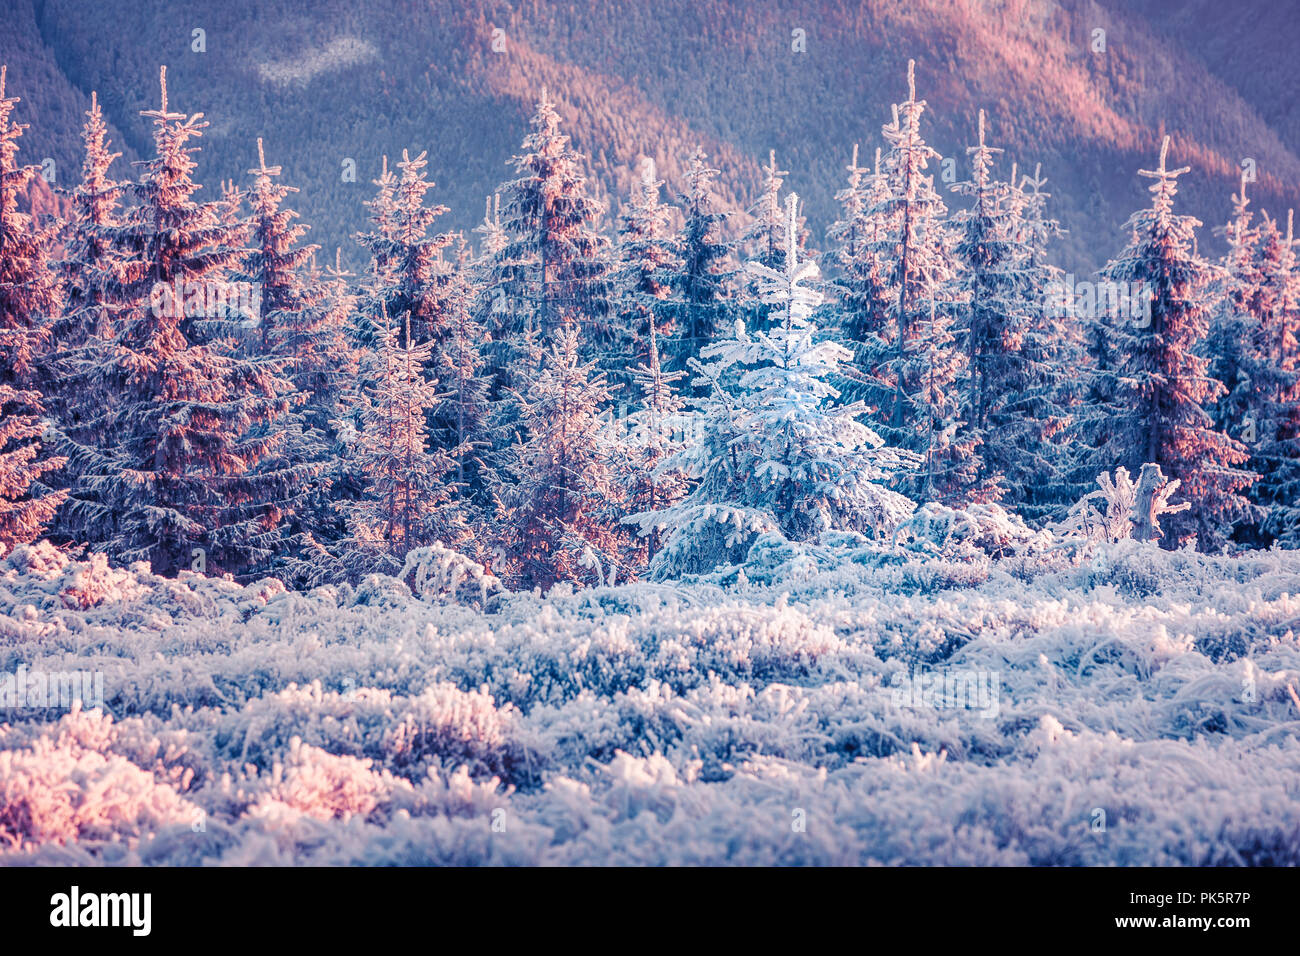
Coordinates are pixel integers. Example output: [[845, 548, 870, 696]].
[[2, 0, 1298, 271]]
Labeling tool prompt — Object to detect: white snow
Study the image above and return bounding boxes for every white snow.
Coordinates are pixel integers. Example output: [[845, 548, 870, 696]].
[[1, 536, 1298, 864]]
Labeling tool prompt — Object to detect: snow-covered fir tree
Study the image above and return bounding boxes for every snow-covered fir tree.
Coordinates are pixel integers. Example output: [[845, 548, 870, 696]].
[[1245, 209, 1300, 547], [858, 61, 971, 505], [608, 157, 680, 397], [608, 309, 689, 566], [496, 316, 628, 590], [483, 89, 611, 382], [666, 147, 734, 390], [949, 112, 1069, 514], [829, 144, 894, 402], [58, 68, 297, 576], [0, 66, 66, 547], [341, 308, 464, 578], [1092, 137, 1255, 549], [632, 194, 917, 577]]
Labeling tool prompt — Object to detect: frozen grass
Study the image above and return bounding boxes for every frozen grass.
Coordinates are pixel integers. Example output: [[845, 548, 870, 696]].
[[1, 538, 1298, 864]]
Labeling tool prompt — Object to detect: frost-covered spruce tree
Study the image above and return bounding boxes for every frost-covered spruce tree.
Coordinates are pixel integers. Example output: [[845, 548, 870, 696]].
[[52, 91, 126, 352], [350, 155, 400, 349], [45, 92, 130, 477], [234, 141, 365, 583], [59, 68, 296, 576], [667, 147, 734, 388], [1094, 137, 1255, 549], [0, 383, 66, 548], [496, 316, 628, 590], [483, 89, 611, 380], [829, 144, 894, 403], [473, 193, 507, 259], [632, 194, 917, 576], [609, 310, 689, 566], [1204, 171, 1264, 448], [1246, 210, 1300, 547], [739, 149, 813, 332], [341, 308, 464, 578], [859, 62, 970, 504], [742, 149, 790, 274], [286, 249, 367, 584], [0, 66, 66, 547], [609, 157, 680, 397], [948, 111, 1017, 501], [429, 245, 496, 521], [949, 113, 1069, 512], [0, 66, 61, 390], [356, 148, 454, 350], [1010, 161, 1082, 519]]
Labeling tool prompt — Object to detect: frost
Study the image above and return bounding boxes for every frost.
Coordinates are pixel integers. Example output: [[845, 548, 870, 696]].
[[0, 543, 1298, 864]]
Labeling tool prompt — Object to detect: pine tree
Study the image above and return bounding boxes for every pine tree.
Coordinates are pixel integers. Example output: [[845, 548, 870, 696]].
[[667, 147, 733, 389], [0, 65, 66, 548], [496, 316, 626, 590], [341, 308, 463, 577], [609, 157, 680, 398], [829, 144, 894, 402], [949, 112, 1066, 511], [609, 310, 689, 566], [484, 89, 611, 382], [1247, 209, 1300, 546], [59, 67, 295, 576], [858, 61, 970, 504], [633, 195, 917, 576], [1093, 136, 1255, 549]]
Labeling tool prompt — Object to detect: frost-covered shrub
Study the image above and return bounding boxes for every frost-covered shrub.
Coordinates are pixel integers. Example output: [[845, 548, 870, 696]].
[[254, 738, 392, 822], [350, 574, 411, 608], [3, 540, 1300, 865], [1054, 466, 1189, 544], [401, 544, 500, 608], [0, 709, 196, 850], [894, 502, 1048, 561], [57, 553, 139, 609], [647, 504, 780, 579], [382, 682, 531, 784]]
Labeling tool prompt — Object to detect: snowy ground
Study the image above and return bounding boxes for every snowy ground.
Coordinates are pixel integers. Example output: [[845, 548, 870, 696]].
[[1, 537, 1299, 865]]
